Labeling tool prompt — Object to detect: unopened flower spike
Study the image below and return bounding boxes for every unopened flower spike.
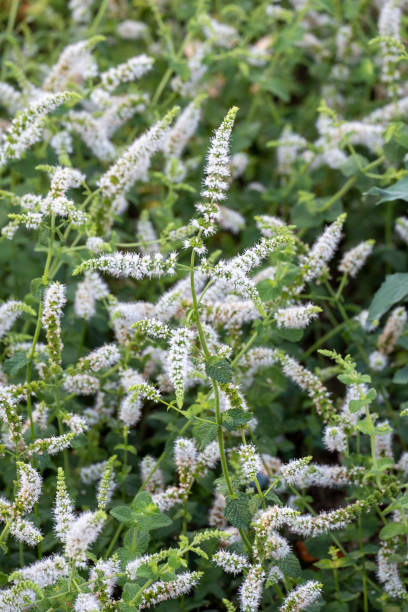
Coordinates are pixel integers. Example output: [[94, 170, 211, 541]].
[[97, 455, 116, 509]]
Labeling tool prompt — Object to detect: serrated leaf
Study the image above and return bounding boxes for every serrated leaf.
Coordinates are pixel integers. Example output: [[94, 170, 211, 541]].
[[192, 422, 218, 449], [277, 552, 302, 577], [205, 357, 232, 383], [131, 492, 152, 511], [224, 493, 252, 529], [3, 351, 29, 376], [223, 409, 252, 431], [110, 505, 136, 524], [397, 493, 408, 507], [265, 490, 281, 504], [130, 492, 172, 531], [138, 512, 172, 531], [122, 582, 141, 604]]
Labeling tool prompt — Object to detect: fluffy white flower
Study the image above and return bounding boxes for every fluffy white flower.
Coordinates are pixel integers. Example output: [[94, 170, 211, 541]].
[[74, 593, 101, 611], [78, 344, 121, 372], [116, 20, 148, 39], [195, 107, 238, 235], [338, 240, 374, 277], [100, 55, 153, 91], [378, 306, 407, 354], [64, 373, 100, 395], [166, 327, 195, 408], [369, 350, 388, 371], [299, 214, 345, 282], [280, 580, 322, 611], [275, 303, 320, 329], [238, 443, 263, 482], [140, 455, 164, 494], [395, 216, 408, 244], [213, 550, 249, 575], [323, 425, 347, 453], [138, 571, 202, 609], [76, 251, 177, 280], [99, 108, 178, 208], [239, 565, 265, 612], [65, 511, 105, 567], [0, 92, 76, 165], [13, 555, 68, 588]]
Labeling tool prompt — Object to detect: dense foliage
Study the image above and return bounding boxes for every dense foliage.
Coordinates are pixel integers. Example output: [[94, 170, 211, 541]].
[[2, 1, 408, 610]]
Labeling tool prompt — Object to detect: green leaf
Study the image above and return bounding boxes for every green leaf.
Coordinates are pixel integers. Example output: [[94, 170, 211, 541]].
[[368, 273, 408, 324], [3, 351, 29, 377], [138, 512, 172, 531], [276, 552, 302, 577], [393, 366, 408, 384], [366, 176, 408, 204], [337, 375, 355, 385], [114, 444, 137, 455], [223, 409, 252, 431], [130, 492, 172, 531], [192, 422, 218, 448], [265, 490, 281, 504], [376, 457, 394, 471], [131, 492, 152, 512], [123, 527, 150, 555], [122, 582, 141, 604], [205, 357, 233, 383], [313, 558, 335, 569], [356, 418, 375, 436], [259, 76, 290, 101], [30, 277, 43, 298], [379, 522, 407, 539], [366, 388, 377, 402], [274, 327, 303, 342], [349, 399, 365, 413], [110, 505, 136, 524], [392, 493, 408, 509], [314, 557, 351, 569], [339, 154, 368, 177], [224, 493, 252, 529]]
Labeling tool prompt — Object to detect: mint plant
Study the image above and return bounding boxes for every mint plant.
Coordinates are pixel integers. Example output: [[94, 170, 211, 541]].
[[1, 1, 408, 611]]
